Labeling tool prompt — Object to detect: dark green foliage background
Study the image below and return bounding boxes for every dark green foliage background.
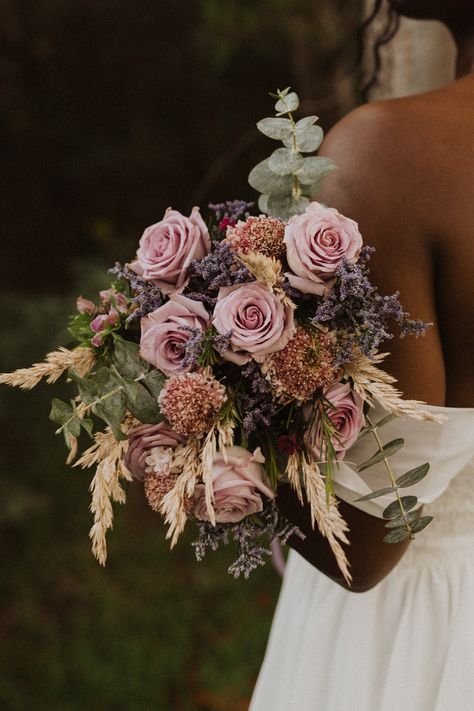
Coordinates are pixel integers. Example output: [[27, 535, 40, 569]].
[[0, 1, 361, 708]]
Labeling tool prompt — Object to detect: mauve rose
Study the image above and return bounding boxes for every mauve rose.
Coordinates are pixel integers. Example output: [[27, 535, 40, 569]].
[[129, 207, 211, 295], [305, 382, 365, 461], [140, 294, 209, 376], [194, 446, 274, 524], [124, 422, 186, 481], [284, 201, 363, 295], [212, 281, 295, 365]]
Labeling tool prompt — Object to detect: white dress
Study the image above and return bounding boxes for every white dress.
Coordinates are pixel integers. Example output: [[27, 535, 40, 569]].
[[250, 404, 474, 711]]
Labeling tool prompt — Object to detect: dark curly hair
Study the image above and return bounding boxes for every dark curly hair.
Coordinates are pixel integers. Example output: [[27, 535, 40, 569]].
[[357, 0, 401, 101]]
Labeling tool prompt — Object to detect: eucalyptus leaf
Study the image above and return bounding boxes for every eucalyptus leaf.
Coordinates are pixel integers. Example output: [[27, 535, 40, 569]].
[[257, 117, 293, 141], [383, 527, 411, 544], [69, 371, 99, 404], [124, 379, 163, 424], [384, 510, 421, 528], [382, 496, 418, 520], [358, 438, 405, 472], [375, 413, 397, 429], [284, 125, 324, 153], [275, 91, 299, 115], [258, 194, 269, 213], [296, 156, 337, 186], [80, 418, 94, 436], [355, 486, 396, 502], [396, 463, 430, 488], [248, 159, 294, 196], [113, 338, 149, 379], [295, 115, 318, 130], [410, 515, 433, 533], [268, 147, 304, 176], [267, 194, 309, 220]]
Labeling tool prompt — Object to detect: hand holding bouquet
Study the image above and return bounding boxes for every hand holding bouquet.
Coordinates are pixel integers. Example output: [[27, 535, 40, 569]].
[[0, 89, 441, 584]]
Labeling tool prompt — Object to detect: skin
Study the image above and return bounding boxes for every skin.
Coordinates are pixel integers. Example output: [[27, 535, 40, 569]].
[[279, 3, 474, 592]]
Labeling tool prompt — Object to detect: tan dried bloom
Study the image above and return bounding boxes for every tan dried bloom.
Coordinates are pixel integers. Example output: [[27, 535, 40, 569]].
[[158, 372, 227, 437], [0, 346, 95, 390], [262, 326, 337, 402], [226, 216, 286, 258]]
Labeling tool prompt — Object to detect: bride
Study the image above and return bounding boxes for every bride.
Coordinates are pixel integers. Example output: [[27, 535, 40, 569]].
[[250, 1, 474, 709]]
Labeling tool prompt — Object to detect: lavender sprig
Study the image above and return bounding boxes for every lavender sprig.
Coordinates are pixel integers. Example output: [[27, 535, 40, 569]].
[[240, 361, 275, 434], [189, 241, 252, 293], [109, 262, 164, 323], [192, 502, 305, 579], [312, 249, 429, 365], [208, 199, 254, 224]]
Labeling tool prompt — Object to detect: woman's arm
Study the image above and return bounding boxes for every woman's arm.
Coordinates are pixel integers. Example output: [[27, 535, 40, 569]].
[[280, 101, 443, 591]]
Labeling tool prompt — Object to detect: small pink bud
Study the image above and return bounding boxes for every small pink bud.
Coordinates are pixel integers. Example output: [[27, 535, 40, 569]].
[[90, 314, 108, 333], [77, 296, 96, 315]]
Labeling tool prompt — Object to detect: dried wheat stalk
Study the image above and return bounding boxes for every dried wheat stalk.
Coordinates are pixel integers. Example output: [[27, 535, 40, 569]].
[[346, 351, 445, 423], [0, 347, 95, 390], [160, 439, 202, 547]]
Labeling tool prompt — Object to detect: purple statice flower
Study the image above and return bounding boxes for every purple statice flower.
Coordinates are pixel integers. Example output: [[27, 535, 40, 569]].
[[312, 250, 429, 364], [208, 199, 254, 228], [192, 502, 304, 579], [188, 241, 252, 294], [239, 360, 275, 434], [109, 263, 163, 323], [212, 329, 233, 355]]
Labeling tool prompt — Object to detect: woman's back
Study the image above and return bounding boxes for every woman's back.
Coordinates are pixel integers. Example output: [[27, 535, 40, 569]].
[[318, 73, 474, 406]]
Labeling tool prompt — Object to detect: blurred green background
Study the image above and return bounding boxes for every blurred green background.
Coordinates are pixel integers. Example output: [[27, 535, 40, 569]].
[[0, 1, 362, 709]]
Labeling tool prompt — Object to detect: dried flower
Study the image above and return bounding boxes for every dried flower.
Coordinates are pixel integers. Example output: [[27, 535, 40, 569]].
[[0, 346, 95, 390], [158, 372, 227, 437], [226, 216, 286, 258], [261, 326, 337, 402]]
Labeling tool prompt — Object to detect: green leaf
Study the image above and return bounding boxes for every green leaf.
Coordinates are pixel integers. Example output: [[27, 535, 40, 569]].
[[49, 398, 74, 426], [69, 372, 99, 404], [257, 117, 293, 141], [123, 379, 163, 424], [296, 156, 336, 185], [92, 389, 127, 441], [410, 515, 433, 533], [358, 438, 405, 472], [355, 486, 396, 502], [275, 91, 299, 114], [284, 125, 324, 153], [248, 159, 294, 196], [258, 194, 269, 213], [382, 496, 418, 520], [395, 463, 430, 488], [384, 510, 421, 528], [295, 115, 318, 130], [142, 369, 166, 399], [375, 413, 397, 429], [68, 312, 93, 342], [383, 527, 411, 544], [112, 339, 149, 379], [80, 418, 94, 436], [267, 194, 309, 221], [268, 147, 304, 176]]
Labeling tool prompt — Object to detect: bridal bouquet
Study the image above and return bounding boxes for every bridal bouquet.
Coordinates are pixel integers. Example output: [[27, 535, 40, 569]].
[[0, 89, 439, 583]]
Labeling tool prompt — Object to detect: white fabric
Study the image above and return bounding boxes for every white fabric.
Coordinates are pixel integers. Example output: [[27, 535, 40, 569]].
[[250, 405, 474, 711]]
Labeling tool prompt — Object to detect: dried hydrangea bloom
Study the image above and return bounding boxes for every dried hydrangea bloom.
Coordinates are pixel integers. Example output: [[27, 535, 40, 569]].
[[225, 216, 286, 259], [261, 326, 337, 402], [158, 372, 227, 437]]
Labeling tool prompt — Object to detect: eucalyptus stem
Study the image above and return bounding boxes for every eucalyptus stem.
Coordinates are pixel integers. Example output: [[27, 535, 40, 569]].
[[276, 89, 302, 201], [366, 415, 415, 540]]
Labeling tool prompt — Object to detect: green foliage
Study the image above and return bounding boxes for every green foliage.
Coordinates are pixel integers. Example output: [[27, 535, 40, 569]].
[[249, 87, 336, 220], [49, 398, 93, 449], [358, 438, 405, 472]]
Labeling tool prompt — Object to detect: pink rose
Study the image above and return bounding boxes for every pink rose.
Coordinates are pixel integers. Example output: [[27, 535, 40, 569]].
[[284, 201, 363, 295], [140, 294, 209, 376], [305, 382, 365, 461], [124, 422, 186, 481], [100, 288, 128, 314], [212, 281, 295, 365], [129, 207, 211, 295], [193, 446, 274, 524]]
